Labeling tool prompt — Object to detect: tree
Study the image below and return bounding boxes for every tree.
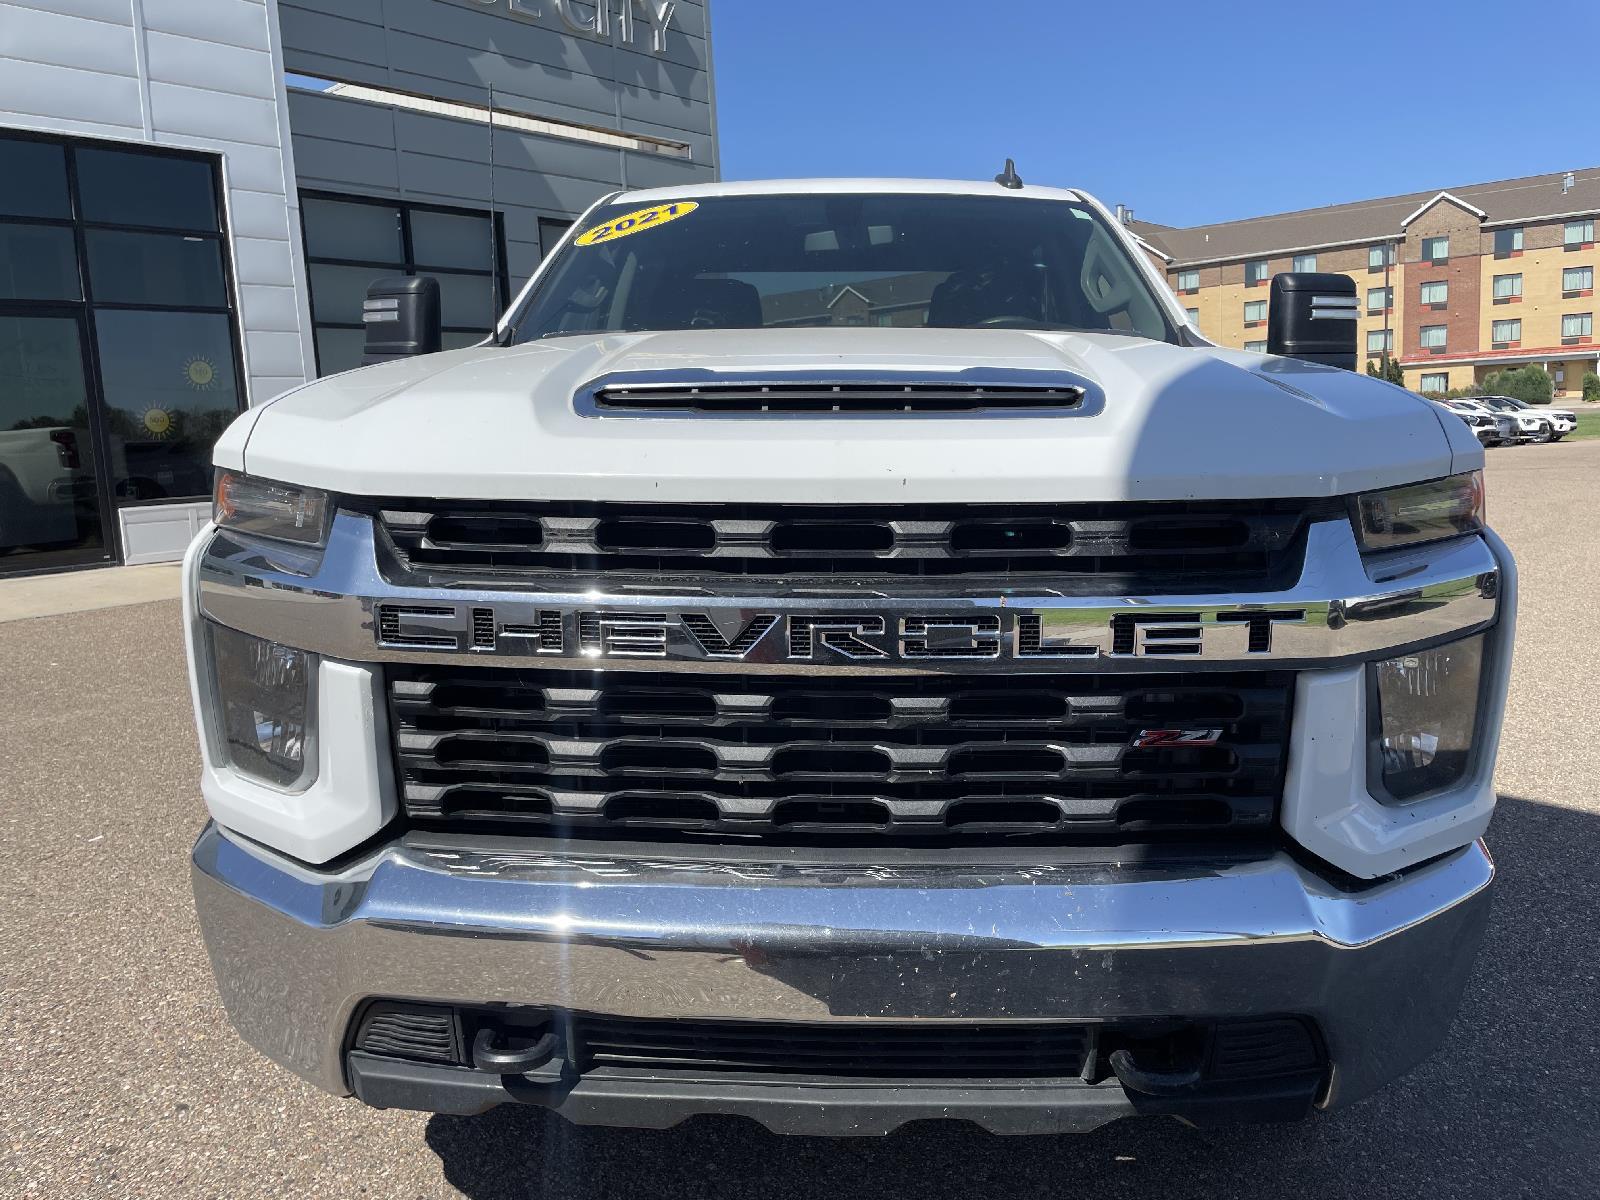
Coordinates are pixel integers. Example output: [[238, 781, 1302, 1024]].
[[1480, 365, 1553, 406], [1582, 372, 1600, 402], [1365, 354, 1404, 385]]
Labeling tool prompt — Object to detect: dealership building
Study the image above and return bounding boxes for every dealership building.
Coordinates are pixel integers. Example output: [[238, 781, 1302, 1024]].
[[0, 0, 717, 576], [1132, 167, 1600, 399]]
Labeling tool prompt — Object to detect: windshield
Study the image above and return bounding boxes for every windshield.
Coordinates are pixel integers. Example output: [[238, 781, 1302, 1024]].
[[1480, 397, 1520, 412], [508, 193, 1175, 343]]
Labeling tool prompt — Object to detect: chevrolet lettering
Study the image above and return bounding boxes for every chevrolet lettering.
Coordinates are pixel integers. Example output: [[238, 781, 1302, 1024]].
[[185, 177, 1516, 1138]]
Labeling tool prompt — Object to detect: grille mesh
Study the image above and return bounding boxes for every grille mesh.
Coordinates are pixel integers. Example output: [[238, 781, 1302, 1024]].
[[571, 1016, 1092, 1078], [388, 666, 1293, 845], [367, 499, 1334, 586]]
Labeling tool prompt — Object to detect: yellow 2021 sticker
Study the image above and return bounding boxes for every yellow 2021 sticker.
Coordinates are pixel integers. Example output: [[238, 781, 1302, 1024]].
[[575, 200, 699, 247]]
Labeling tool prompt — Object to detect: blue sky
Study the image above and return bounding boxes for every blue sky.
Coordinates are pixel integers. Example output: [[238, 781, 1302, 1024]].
[[710, 0, 1599, 229]]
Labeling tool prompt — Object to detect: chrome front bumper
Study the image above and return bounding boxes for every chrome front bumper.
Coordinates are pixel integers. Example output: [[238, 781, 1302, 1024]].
[[191, 823, 1494, 1128]]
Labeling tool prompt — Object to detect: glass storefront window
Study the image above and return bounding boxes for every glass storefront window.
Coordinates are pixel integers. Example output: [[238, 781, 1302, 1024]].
[[75, 147, 219, 231], [313, 327, 367, 377], [307, 263, 387, 326], [301, 192, 507, 376], [433, 270, 497, 329], [0, 315, 107, 566], [0, 131, 245, 576], [411, 209, 495, 270], [301, 197, 403, 263], [85, 230, 227, 308], [92, 310, 242, 502], [0, 137, 71, 219], [0, 225, 81, 301]]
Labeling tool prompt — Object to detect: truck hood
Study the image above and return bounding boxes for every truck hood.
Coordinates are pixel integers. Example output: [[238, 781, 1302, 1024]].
[[233, 329, 1474, 504]]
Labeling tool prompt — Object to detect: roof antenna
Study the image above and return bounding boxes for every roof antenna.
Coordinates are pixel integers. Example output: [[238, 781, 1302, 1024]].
[[994, 157, 1024, 190]]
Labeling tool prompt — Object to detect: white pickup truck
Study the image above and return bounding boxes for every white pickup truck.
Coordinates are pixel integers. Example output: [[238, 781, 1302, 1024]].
[[186, 177, 1513, 1135]]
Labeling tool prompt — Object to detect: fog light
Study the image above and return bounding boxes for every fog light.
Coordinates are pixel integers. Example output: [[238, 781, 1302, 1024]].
[[207, 623, 317, 789], [1370, 635, 1483, 801]]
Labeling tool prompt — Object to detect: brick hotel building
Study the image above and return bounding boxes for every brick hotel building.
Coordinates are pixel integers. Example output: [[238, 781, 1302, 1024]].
[[1131, 168, 1600, 398]]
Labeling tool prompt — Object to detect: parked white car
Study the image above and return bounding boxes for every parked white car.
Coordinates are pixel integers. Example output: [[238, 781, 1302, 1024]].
[[1475, 395, 1556, 443], [1434, 398, 1514, 447], [1480, 394, 1575, 441]]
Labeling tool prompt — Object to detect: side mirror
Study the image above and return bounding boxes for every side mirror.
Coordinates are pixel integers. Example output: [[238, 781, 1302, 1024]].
[[362, 276, 441, 365], [1266, 273, 1358, 371]]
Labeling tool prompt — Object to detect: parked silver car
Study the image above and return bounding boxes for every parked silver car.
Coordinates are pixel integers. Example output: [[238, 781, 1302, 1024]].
[[1436, 398, 1516, 446]]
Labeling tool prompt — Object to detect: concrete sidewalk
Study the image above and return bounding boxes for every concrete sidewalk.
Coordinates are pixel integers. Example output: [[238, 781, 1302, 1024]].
[[0, 562, 181, 623]]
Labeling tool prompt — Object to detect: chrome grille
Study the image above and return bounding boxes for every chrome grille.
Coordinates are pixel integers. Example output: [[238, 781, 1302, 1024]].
[[387, 666, 1293, 845], [368, 498, 1336, 585]]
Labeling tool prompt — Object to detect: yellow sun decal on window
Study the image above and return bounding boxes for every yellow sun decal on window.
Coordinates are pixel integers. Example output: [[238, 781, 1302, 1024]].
[[141, 406, 174, 438], [184, 356, 217, 389]]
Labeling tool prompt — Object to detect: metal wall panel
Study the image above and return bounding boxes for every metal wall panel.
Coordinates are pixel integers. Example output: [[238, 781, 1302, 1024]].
[[280, 0, 718, 287], [0, 0, 319, 565], [0, 0, 317, 412]]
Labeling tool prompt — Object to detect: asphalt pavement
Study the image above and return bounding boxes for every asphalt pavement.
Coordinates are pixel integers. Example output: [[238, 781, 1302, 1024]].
[[1, 440, 1595, 1198]]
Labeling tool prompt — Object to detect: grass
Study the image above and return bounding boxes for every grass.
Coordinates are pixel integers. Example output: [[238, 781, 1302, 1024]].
[[1568, 410, 1600, 441]]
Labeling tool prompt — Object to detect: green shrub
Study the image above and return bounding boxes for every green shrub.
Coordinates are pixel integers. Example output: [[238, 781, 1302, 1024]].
[[1582, 372, 1600, 402], [1480, 365, 1553, 405]]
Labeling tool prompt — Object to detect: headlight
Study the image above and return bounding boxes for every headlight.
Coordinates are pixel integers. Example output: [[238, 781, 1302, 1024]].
[[1369, 635, 1483, 801], [1354, 472, 1483, 552], [214, 471, 330, 547], [206, 623, 318, 789]]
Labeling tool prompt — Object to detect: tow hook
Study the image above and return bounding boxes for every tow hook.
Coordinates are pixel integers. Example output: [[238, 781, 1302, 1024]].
[[471, 1027, 560, 1076], [1107, 1047, 1204, 1096]]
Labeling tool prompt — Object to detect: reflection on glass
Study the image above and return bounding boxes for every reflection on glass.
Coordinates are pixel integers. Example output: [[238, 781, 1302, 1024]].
[[0, 225, 81, 301], [308, 263, 388, 325], [75, 147, 219, 231], [0, 137, 71, 219], [433, 271, 496, 329], [314, 327, 367, 377], [0, 316, 105, 566], [302, 197, 403, 263], [85, 230, 226, 307], [411, 209, 493, 270], [92, 310, 240, 501]]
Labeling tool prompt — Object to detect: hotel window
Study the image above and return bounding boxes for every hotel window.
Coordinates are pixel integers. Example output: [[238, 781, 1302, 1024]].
[[1367, 285, 1392, 312], [1184, 306, 1200, 324], [1562, 312, 1593, 341], [1244, 260, 1269, 285], [1493, 227, 1523, 258], [1420, 280, 1448, 305], [1244, 340, 1267, 353], [1565, 219, 1595, 248], [1420, 373, 1448, 394], [1366, 328, 1393, 354], [1421, 236, 1449, 262], [1367, 244, 1395, 270], [1491, 319, 1521, 346], [1492, 273, 1523, 301], [1291, 253, 1317, 272], [1243, 299, 1267, 323], [1419, 325, 1447, 350], [1563, 266, 1593, 294], [1176, 269, 1199, 292], [301, 192, 509, 376]]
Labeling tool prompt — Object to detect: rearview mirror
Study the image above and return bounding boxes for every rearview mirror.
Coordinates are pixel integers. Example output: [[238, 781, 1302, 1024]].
[[1267, 273, 1358, 371], [362, 276, 442, 365]]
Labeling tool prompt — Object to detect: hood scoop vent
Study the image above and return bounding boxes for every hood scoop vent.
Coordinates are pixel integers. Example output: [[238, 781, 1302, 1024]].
[[579, 373, 1088, 417]]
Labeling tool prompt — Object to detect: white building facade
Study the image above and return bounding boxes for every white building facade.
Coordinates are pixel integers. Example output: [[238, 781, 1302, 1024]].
[[0, 0, 716, 573]]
